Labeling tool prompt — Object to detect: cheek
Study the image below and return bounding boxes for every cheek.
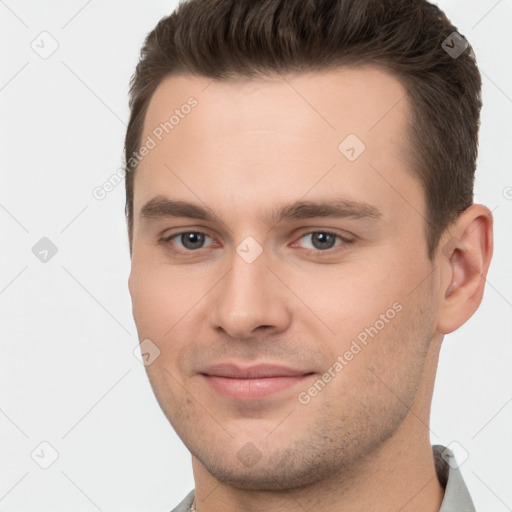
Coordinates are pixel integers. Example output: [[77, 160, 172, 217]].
[[300, 262, 403, 349], [129, 261, 211, 382], [313, 298, 434, 424], [308, 258, 434, 382], [129, 261, 181, 338], [129, 264, 194, 410]]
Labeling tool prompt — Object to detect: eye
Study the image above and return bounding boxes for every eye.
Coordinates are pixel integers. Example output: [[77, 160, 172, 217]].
[[294, 231, 348, 252], [159, 229, 351, 256], [162, 231, 215, 252]]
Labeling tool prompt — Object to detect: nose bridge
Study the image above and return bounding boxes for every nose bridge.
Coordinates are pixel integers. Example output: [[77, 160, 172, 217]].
[[209, 243, 290, 338]]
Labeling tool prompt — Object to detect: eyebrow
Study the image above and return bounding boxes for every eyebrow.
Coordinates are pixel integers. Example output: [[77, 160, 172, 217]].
[[139, 195, 383, 226]]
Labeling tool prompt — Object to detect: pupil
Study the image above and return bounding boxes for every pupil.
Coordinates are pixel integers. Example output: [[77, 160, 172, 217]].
[[182, 232, 204, 250], [312, 232, 335, 250]]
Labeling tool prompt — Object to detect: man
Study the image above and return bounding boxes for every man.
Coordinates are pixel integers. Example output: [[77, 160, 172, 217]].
[[125, 0, 493, 510]]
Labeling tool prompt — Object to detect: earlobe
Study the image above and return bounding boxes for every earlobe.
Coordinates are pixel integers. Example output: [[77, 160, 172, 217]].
[[436, 204, 493, 334]]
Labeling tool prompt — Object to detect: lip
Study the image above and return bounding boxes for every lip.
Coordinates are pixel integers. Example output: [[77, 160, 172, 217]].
[[199, 363, 315, 400]]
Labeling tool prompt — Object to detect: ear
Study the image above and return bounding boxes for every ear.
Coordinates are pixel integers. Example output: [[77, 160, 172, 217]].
[[436, 204, 493, 335]]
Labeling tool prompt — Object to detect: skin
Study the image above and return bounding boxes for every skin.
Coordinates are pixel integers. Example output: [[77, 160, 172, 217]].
[[128, 66, 493, 512]]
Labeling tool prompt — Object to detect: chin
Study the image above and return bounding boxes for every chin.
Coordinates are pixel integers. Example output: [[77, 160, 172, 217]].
[[195, 447, 334, 491]]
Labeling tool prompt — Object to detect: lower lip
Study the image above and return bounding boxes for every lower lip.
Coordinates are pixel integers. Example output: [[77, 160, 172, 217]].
[[201, 374, 313, 400]]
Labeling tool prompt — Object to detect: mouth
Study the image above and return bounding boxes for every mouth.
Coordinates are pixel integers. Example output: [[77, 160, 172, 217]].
[[199, 363, 316, 400]]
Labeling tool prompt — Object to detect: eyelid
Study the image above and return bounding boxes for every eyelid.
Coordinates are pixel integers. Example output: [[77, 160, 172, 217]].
[[292, 228, 354, 242]]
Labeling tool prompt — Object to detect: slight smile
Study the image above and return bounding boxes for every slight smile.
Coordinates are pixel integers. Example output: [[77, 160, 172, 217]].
[[199, 363, 316, 400]]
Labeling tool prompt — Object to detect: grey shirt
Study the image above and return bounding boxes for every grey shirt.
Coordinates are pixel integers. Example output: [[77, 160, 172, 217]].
[[170, 445, 475, 512]]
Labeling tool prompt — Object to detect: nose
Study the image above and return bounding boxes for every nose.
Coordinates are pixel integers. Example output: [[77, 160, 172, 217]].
[[208, 249, 291, 340]]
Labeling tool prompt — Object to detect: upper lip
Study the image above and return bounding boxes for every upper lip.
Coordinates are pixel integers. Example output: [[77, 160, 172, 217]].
[[200, 363, 313, 379]]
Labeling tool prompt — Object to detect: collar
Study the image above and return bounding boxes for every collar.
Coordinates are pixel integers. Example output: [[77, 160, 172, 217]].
[[433, 444, 476, 511]]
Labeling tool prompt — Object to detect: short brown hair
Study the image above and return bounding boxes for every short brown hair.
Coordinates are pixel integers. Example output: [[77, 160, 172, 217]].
[[124, 0, 482, 258]]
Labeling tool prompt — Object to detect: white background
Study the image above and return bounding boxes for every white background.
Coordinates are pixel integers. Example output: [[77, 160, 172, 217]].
[[0, 1, 511, 510]]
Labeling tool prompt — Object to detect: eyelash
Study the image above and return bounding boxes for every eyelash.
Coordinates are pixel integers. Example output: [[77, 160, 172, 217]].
[[159, 229, 353, 256]]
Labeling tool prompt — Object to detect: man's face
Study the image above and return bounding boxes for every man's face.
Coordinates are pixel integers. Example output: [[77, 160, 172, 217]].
[[128, 67, 440, 489]]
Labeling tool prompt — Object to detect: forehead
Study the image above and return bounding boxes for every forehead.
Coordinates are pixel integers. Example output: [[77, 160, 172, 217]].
[[133, 66, 421, 227], [143, 66, 411, 145]]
